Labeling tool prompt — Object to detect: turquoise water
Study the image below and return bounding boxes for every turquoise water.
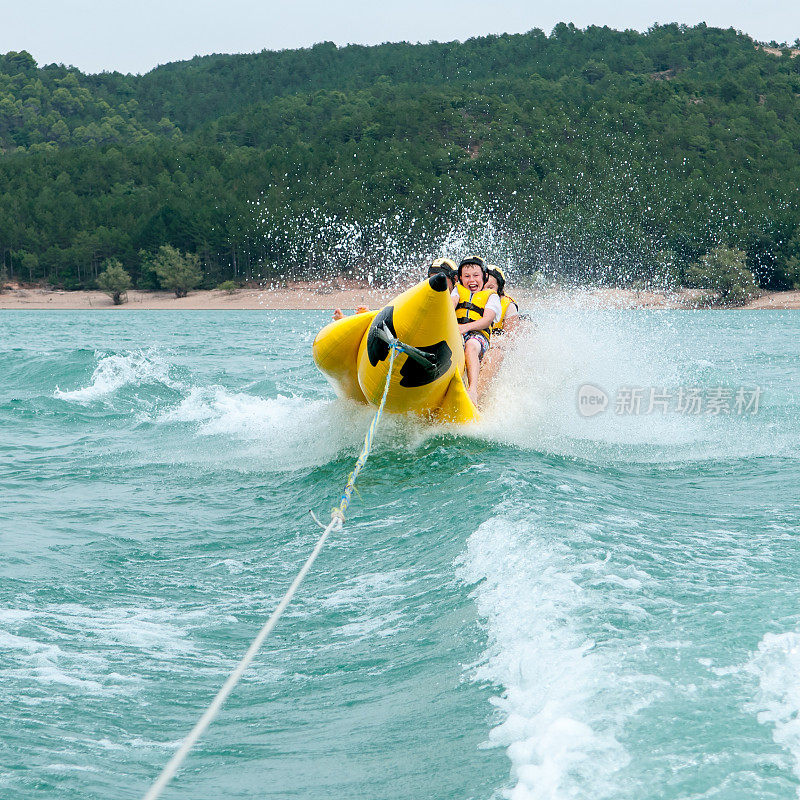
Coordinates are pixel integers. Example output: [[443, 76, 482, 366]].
[[1, 308, 799, 800]]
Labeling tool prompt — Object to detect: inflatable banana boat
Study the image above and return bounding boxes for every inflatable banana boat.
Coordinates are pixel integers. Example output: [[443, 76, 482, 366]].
[[313, 273, 479, 423]]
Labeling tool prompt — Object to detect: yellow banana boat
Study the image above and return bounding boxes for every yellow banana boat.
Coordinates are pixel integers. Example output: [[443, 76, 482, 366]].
[[312, 273, 479, 423]]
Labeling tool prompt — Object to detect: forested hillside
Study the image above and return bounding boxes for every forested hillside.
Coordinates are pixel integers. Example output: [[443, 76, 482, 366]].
[[1, 23, 800, 290]]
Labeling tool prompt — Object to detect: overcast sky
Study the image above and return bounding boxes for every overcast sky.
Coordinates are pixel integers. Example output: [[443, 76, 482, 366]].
[[3, 0, 800, 75]]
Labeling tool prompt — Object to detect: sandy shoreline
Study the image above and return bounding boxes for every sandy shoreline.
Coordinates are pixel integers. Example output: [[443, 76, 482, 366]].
[[1, 282, 799, 310], [0, 282, 397, 311]]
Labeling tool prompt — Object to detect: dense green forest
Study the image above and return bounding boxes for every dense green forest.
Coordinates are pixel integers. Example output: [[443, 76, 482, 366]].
[[1, 23, 800, 290]]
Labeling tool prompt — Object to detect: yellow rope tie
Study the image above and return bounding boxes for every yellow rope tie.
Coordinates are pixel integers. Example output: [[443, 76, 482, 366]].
[[332, 343, 397, 525]]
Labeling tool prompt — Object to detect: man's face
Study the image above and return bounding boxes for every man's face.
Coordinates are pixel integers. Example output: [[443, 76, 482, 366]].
[[460, 264, 484, 292]]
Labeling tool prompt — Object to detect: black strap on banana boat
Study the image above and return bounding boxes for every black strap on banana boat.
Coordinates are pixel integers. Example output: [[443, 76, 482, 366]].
[[374, 323, 437, 377], [141, 330, 425, 800]]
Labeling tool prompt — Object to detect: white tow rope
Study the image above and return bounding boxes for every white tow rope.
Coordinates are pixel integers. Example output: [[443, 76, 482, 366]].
[[141, 344, 399, 800]]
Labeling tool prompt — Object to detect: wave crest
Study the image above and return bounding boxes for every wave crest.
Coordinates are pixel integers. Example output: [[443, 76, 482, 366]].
[[54, 350, 179, 403]]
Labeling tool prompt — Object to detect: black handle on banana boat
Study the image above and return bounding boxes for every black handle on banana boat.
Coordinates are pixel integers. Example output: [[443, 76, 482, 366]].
[[375, 324, 438, 377]]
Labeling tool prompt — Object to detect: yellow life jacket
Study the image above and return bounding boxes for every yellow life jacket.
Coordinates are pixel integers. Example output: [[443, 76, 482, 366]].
[[455, 283, 495, 342], [491, 294, 518, 335]]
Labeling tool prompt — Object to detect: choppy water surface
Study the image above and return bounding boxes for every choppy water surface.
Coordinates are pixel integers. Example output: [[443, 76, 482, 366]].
[[1, 308, 799, 800]]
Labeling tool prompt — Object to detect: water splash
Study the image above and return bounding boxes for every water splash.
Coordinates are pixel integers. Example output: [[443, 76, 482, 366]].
[[476, 304, 792, 463], [228, 122, 782, 292], [248, 197, 528, 290], [51, 346, 433, 474], [54, 350, 181, 403]]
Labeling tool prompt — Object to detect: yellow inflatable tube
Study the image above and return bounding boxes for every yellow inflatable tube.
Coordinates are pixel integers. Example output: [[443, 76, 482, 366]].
[[312, 273, 479, 423]]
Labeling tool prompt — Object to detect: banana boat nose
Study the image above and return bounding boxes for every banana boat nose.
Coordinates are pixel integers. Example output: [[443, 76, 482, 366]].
[[427, 271, 449, 293], [313, 275, 479, 424]]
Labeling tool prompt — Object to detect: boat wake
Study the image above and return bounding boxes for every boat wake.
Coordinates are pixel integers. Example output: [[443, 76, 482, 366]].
[[457, 515, 633, 799]]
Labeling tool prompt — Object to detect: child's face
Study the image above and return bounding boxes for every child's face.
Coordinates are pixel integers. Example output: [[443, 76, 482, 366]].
[[460, 265, 484, 292], [485, 275, 499, 292]]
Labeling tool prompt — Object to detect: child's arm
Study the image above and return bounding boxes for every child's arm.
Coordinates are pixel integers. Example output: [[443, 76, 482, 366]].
[[458, 308, 496, 334]]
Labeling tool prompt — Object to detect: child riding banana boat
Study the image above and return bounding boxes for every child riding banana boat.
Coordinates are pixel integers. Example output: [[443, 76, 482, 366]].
[[485, 265, 519, 335], [312, 256, 518, 424]]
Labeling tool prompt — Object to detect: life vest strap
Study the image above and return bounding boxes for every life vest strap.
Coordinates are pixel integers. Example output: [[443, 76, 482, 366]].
[[456, 288, 491, 342], [456, 301, 485, 316]]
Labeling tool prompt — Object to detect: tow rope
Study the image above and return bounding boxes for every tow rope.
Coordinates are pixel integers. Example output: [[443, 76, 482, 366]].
[[141, 342, 400, 800]]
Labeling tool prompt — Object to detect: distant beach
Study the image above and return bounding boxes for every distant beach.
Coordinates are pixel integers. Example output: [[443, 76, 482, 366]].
[[1, 282, 799, 310]]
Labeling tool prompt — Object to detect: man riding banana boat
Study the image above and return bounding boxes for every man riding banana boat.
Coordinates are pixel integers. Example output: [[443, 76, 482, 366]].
[[312, 255, 520, 424]]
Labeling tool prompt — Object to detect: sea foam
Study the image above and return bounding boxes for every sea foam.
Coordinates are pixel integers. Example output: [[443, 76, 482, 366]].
[[747, 630, 800, 785], [155, 383, 379, 470], [0, 603, 202, 701], [457, 516, 629, 799]]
